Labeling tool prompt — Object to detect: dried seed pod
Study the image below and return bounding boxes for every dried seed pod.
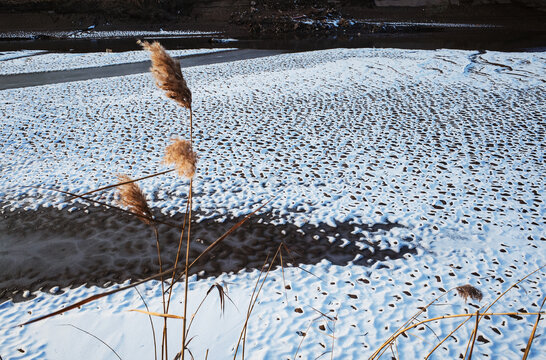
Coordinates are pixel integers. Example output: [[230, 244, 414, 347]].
[[164, 138, 197, 178], [139, 40, 192, 109], [117, 174, 154, 225]]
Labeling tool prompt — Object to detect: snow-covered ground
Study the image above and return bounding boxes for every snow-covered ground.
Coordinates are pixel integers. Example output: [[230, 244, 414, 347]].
[[0, 29, 218, 40], [0, 48, 236, 75], [0, 48, 545, 359]]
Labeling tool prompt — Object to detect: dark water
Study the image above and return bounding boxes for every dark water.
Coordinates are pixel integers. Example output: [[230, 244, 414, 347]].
[[0, 26, 545, 53]]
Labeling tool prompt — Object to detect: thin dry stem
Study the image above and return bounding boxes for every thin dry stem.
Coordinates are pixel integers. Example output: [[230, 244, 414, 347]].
[[425, 304, 486, 360], [139, 40, 192, 109], [467, 311, 480, 360], [67, 169, 174, 201], [463, 265, 546, 359], [135, 287, 158, 360], [181, 179, 193, 360], [372, 312, 544, 359], [522, 295, 546, 360], [153, 226, 168, 360], [19, 199, 271, 328], [166, 195, 191, 313], [371, 288, 455, 359]]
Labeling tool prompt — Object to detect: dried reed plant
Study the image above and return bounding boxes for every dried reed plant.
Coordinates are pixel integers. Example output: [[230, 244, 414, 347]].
[[140, 39, 195, 360], [117, 173, 168, 358], [139, 40, 192, 109], [117, 174, 154, 225], [455, 284, 483, 302], [164, 138, 197, 178]]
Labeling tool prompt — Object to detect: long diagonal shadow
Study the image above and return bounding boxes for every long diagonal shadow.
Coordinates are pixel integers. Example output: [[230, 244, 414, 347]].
[[0, 204, 415, 302]]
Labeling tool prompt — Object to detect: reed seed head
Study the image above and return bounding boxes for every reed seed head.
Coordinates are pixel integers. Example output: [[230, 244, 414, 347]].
[[117, 174, 154, 225], [139, 40, 192, 109], [456, 284, 483, 302], [164, 138, 197, 178]]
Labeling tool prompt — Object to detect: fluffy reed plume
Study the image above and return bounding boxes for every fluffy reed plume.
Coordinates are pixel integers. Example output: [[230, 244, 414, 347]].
[[456, 284, 483, 302], [139, 40, 192, 109], [117, 174, 154, 225], [164, 138, 197, 178]]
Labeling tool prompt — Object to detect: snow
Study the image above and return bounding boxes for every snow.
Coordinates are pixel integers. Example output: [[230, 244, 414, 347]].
[[0, 50, 48, 61], [0, 48, 545, 359], [0, 48, 237, 75], [0, 30, 218, 40]]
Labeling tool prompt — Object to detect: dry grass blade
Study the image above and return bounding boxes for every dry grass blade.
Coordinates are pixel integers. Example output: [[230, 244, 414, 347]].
[[60, 324, 123, 360], [181, 179, 194, 360], [456, 285, 483, 302], [139, 40, 192, 109], [424, 304, 486, 360], [66, 169, 174, 201], [185, 283, 236, 340], [330, 313, 337, 360], [24, 185, 180, 228], [234, 246, 282, 360], [186, 198, 272, 270], [130, 309, 185, 320], [135, 287, 158, 360], [18, 199, 271, 327], [467, 311, 480, 360], [371, 312, 545, 359], [463, 264, 546, 359], [167, 194, 191, 314], [117, 174, 154, 225], [310, 306, 335, 322], [370, 288, 455, 359], [164, 138, 197, 178], [522, 295, 546, 360], [294, 319, 316, 359], [315, 351, 331, 360], [208, 283, 233, 315], [279, 247, 289, 304], [281, 243, 323, 281]]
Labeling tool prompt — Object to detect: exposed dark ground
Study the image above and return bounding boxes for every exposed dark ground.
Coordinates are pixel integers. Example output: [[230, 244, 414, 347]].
[[0, 2, 545, 50]]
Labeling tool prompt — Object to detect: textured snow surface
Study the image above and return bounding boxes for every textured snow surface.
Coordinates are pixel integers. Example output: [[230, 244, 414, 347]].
[[0, 29, 218, 39], [0, 50, 47, 61], [0, 48, 236, 75], [0, 48, 545, 359]]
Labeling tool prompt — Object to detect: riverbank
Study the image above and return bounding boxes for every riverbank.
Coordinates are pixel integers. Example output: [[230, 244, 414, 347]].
[[1, 3, 545, 42]]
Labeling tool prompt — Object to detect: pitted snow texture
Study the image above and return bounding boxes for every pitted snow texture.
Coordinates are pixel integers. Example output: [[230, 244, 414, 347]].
[[1, 48, 544, 236], [0, 48, 545, 360]]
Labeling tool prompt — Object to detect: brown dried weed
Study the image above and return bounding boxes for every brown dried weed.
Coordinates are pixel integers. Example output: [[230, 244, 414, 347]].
[[456, 284, 483, 302], [164, 138, 197, 179], [139, 40, 192, 109], [117, 174, 154, 225]]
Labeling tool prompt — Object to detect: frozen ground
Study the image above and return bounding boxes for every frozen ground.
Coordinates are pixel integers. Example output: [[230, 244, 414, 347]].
[[0, 29, 218, 40], [0, 48, 545, 359], [0, 48, 236, 75]]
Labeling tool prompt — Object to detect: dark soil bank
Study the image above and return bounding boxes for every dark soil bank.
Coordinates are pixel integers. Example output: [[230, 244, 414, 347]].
[[1, 1, 545, 40], [0, 204, 415, 302]]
